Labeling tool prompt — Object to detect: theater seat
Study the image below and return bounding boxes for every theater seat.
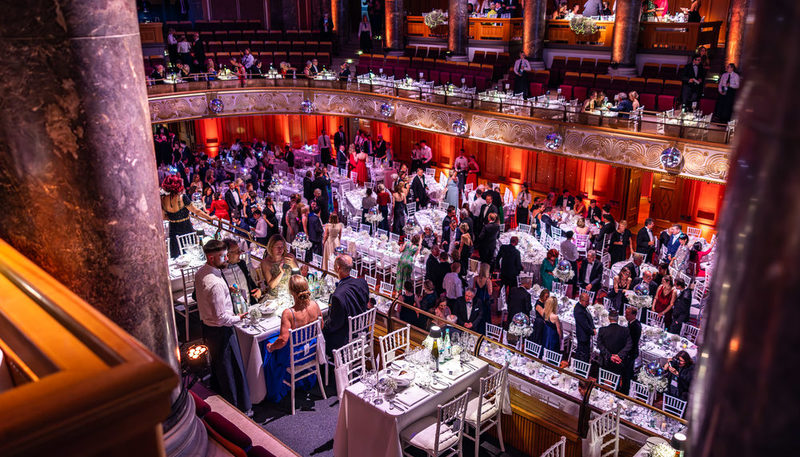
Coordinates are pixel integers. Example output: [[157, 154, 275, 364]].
[[573, 86, 588, 102], [657, 95, 675, 112], [558, 85, 573, 100], [204, 412, 253, 450], [190, 391, 211, 418], [639, 93, 657, 111], [699, 98, 716, 115], [529, 82, 544, 97]]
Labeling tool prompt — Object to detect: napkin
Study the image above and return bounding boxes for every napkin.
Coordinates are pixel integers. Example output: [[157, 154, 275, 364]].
[[396, 386, 428, 408]]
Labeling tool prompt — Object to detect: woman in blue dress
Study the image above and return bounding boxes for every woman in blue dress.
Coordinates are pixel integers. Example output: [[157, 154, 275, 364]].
[[444, 170, 459, 209], [541, 296, 563, 354], [262, 275, 323, 404]]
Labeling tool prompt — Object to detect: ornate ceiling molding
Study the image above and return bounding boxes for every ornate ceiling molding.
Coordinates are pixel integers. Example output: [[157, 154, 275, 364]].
[[148, 88, 730, 183]]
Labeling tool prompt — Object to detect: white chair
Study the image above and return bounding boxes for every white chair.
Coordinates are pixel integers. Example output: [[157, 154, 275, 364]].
[[578, 288, 596, 303], [378, 324, 410, 369], [646, 310, 665, 328], [680, 323, 700, 343], [464, 363, 509, 457], [587, 405, 620, 457], [390, 233, 400, 243], [662, 394, 687, 418], [686, 226, 702, 238], [332, 337, 366, 398], [380, 281, 395, 297], [176, 232, 200, 256], [400, 389, 471, 457], [407, 201, 417, 216], [464, 183, 474, 194], [485, 323, 503, 343], [570, 358, 591, 378], [552, 281, 567, 297], [365, 275, 377, 290], [523, 339, 542, 359], [539, 436, 566, 457], [360, 223, 372, 234], [598, 368, 621, 390], [602, 297, 614, 311], [174, 266, 200, 341], [629, 380, 655, 405], [543, 348, 562, 366], [438, 201, 449, 211], [550, 226, 562, 240], [311, 253, 323, 268], [377, 228, 388, 238], [574, 233, 590, 256], [348, 308, 377, 369], [285, 318, 327, 415], [350, 171, 358, 184]]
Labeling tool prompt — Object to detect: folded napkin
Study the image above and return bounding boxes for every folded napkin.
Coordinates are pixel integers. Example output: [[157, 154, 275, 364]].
[[396, 386, 428, 408]]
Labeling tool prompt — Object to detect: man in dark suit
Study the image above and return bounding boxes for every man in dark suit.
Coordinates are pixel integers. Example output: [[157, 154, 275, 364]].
[[459, 209, 474, 240], [323, 255, 370, 355], [425, 245, 441, 283], [636, 218, 656, 263], [281, 194, 296, 239], [597, 309, 633, 375], [487, 185, 503, 224], [410, 167, 430, 208], [307, 204, 324, 257], [441, 218, 460, 255], [668, 278, 692, 334], [496, 236, 523, 292], [680, 54, 706, 110], [313, 189, 329, 225], [434, 251, 451, 296], [334, 125, 347, 153], [318, 128, 332, 166], [505, 276, 532, 329], [476, 193, 499, 235], [540, 207, 555, 237], [624, 253, 645, 279], [556, 188, 575, 209], [622, 306, 642, 394], [252, 164, 272, 193], [631, 271, 658, 297], [452, 289, 485, 334], [587, 199, 602, 225], [577, 250, 603, 292], [573, 292, 596, 362], [476, 213, 500, 265], [442, 206, 457, 233], [595, 213, 616, 251], [224, 181, 243, 219]]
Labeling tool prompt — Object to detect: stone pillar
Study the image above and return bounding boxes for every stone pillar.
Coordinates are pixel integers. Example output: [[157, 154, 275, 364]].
[[609, 0, 642, 76], [523, 0, 547, 69], [688, 0, 800, 456], [0, 2, 206, 457], [384, 0, 404, 55], [723, 0, 750, 69], [332, 0, 349, 44], [448, 0, 470, 61]]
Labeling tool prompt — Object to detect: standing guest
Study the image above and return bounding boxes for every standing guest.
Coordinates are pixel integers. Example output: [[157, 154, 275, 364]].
[[572, 292, 596, 362], [224, 181, 243, 219], [454, 148, 470, 193], [166, 29, 178, 60], [334, 125, 347, 156], [664, 351, 694, 400], [625, 252, 645, 279], [418, 140, 433, 170], [476, 193, 498, 236], [395, 234, 423, 291], [373, 135, 387, 160], [442, 218, 460, 256], [670, 233, 691, 274], [459, 208, 474, 240], [470, 188, 486, 219], [410, 167, 430, 208], [583, 0, 602, 16], [540, 249, 558, 290], [195, 240, 251, 413], [303, 170, 314, 203], [281, 194, 296, 239], [358, 14, 372, 52], [542, 296, 563, 353], [577, 250, 603, 293], [664, 224, 684, 261], [556, 188, 575, 210], [160, 175, 210, 258], [516, 182, 532, 226], [361, 187, 378, 225], [636, 218, 656, 262], [442, 206, 457, 234], [444, 170, 460, 209], [307, 204, 324, 257], [652, 275, 677, 329], [512, 51, 532, 97], [560, 231, 579, 289], [609, 220, 633, 265], [397, 281, 422, 328], [608, 266, 633, 313], [425, 245, 442, 284], [487, 185, 504, 224], [595, 213, 617, 251], [496, 236, 523, 294], [715, 63, 740, 123], [336, 145, 348, 171], [376, 183, 391, 231], [474, 263, 493, 321], [410, 143, 422, 172], [252, 209, 269, 245], [456, 223, 473, 277], [680, 54, 706, 110], [391, 181, 409, 235], [322, 214, 343, 272], [476, 213, 500, 266], [505, 276, 533, 329], [588, 199, 602, 225], [531, 289, 549, 347], [622, 306, 642, 394], [466, 154, 480, 188], [597, 309, 633, 379], [263, 197, 279, 240], [241, 48, 255, 72], [419, 280, 438, 316], [443, 262, 464, 307], [323, 255, 370, 354], [349, 144, 369, 186], [318, 129, 332, 166], [668, 278, 692, 334]]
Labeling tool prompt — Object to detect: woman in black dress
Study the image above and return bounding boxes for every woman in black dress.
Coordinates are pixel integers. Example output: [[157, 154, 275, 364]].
[[160, 174, 211, 258], [392, 181, 409, 236], [609, 219, 633, 265], [263, 196, 280, 240]]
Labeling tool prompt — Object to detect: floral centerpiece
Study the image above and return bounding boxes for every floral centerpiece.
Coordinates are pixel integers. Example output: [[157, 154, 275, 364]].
[[553, 260, 575, 283], [638, 361, 669, 392], [423, 9, 447, 29], [292, 232, 312, 251], [569, 15, 599, 35], [508, 313, 533, 345], [365, 207, 384, 224], [648, 443, 677, 457], [625, 283, 653, 309]]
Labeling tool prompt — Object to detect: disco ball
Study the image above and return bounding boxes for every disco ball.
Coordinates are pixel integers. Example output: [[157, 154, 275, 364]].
[[334, 245, 347, 255], [634, 283, 650, 296], [545, 132, 563, 150], [209, 98, 224, 113], [660, 147, 682, 169], [511, 312, 530, 328], [300, 99, 315, 114], [451, 118, 468, 135], [645, 361, 666, 377], [380, 102, 394, 117], [557, 260, 572, 272], [295, 232, 308, 243]]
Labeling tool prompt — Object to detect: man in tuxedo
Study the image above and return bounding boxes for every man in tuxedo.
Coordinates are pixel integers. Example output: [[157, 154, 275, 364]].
[[334, 124, 347, 152], [313, 189, 329, 225], [496, 236, 523, 292], [224, 181, 243, 219], [487, 185, 503, 224], [665, 224, 684, 261], [442, 206, 457, 233], [540, 207, 555, 236], [323, 255, 370, 355], [668, 278, 692, 334], [680, 54, 706, 110], [505, 276, 532, 329], [442, 218, 460, 255], [556, 188, 575, 209], [577, 250, 603, 293], [452, 289, 485, 334], [373, 134, 387, 160], [318, 128, 332, 166], [477, 213, 500, 265], [588, 199, 602, 225], [595, 213, 616, 251], [434, 250, 451, 296], [311, 168, 331, 222], [636, 218, 656, 262], [307, 204, 324, 257], [459, 209, 474, 240], [622, 306, 642, 394], [336, 145, 348, 171], [410, 167, 430, 208], [624, 253, 645, 279], [425, 245, 442, 283], [597, 309, 633, 376], [631, 270, 658, 297], [573, 292, 596, 362], [252, 164, 272, 192], [476, 193, 499, 235]]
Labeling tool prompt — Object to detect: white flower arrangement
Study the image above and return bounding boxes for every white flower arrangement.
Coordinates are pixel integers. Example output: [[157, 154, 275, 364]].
[[292, 239, 312, 251], [553, 268, 574, 283], [508, 323, 533, 338], [648, 443, 677, 457], [637, 368, 669, 393], [365, 212, 384, 224], [379, 234, 389, 242], [625, 290, 653, 309], [268, 182, 281, 193]]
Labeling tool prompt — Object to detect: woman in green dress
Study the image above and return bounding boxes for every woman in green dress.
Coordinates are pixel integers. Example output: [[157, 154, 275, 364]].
[[539, 248, 559, 290], [395, 234, 422, 291]]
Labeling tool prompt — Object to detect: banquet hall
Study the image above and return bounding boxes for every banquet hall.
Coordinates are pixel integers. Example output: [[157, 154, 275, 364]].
[[0, 0, 794, 456]]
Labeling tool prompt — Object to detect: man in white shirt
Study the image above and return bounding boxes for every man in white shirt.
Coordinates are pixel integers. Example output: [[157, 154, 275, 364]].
[[715, 63, 740, 123], [454, 148, 470, 192], [194, 240, 251, 414], [513, 51, 532, 98], [253, 209, 269, 244], [470, 188, 486, 217], [419, 140, 432, 170], [443, 262, 464, 300], [241, 48, 255, 71], [318, 128, 332, 166], [560, 231, 580, 288]]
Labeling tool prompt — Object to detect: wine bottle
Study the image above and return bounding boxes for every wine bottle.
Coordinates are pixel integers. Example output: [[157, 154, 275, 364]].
[[431, 339, 439, 372]]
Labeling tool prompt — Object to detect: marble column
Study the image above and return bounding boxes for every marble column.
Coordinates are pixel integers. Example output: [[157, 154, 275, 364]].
[[609, 0, 642, 76], [0, 1, 206, 457], [448, 0, 470, 61], [723, 0, 750, 68], [332, 0, 349, 44], [384, 0, 404, 55], [522, 0, 548, 69], [688, 0, 800, 456]]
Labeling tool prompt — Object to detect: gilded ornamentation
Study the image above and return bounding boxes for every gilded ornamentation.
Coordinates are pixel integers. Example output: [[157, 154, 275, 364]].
[[149, 95, 208, 122], [312, 93, 385, 118], [216, 91, 304, 114], [394, 103, 463, 132], [469, 115, 548, 145]]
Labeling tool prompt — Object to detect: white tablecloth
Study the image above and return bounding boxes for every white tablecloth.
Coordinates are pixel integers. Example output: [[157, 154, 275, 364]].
[[333, 358, 488, 457]]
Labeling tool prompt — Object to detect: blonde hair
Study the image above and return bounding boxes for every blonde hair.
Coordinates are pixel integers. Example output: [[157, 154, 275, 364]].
[[576, 217, 586, 228], [266, 234, 288, 258], [460, 233, 472, 247], [543, 296, 558, 320], [289, 275, 312, 304], [479, 262, 491, 278]]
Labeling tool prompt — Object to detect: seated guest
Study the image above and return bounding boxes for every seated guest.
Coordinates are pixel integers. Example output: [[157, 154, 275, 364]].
[[421, 226, 439, 249], [338, 62, 351, 81], [629, 91, 641, 111], [664, 351, 694, 400], [506, 276, 533, 329], [452, 289, 484, 333], [588, 199, 602, 225], [668, 278, 692, 334], [433, 296, 452, 323], [631, 270, 658, 297], [577, 250, 603, 293], [609, 92, 633, 119], [419, 280, 438, 314], [150, 64, 166, 83], [597, 309, 633, 377], [263, 275, 324, 403], [398, 280, 422, 328], [323, 255, 369, 355], [583, 90, 600, 111]]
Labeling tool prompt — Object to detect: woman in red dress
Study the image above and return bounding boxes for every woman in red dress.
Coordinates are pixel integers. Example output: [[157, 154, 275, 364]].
[[652, 275, 677, 329], [349, 145, 369, 186], [466, 154, 480, 189], [208, 192, 230, 221]]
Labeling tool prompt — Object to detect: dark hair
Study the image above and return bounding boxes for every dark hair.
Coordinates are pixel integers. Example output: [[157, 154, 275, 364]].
[[404, 280, 414, 293], [675, 278, 687, 288], [603, 214, 614, 222], [675, 350, 693, 367], [728, 62, 737, 71], [659, 262, 670, 271], [203, 239, 226, 255], [645, 218, 654, 226], [253, 209, 262, 216]]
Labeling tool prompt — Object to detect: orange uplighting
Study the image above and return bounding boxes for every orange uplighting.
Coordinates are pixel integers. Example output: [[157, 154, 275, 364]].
[[729, 338, 740, 353]]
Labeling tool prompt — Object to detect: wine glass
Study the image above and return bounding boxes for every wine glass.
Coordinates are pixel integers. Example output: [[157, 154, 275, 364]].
[[363, 369, 378, 403]]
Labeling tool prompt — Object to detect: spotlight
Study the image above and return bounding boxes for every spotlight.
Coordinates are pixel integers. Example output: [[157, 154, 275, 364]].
[[182, 343, 210, 388]]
